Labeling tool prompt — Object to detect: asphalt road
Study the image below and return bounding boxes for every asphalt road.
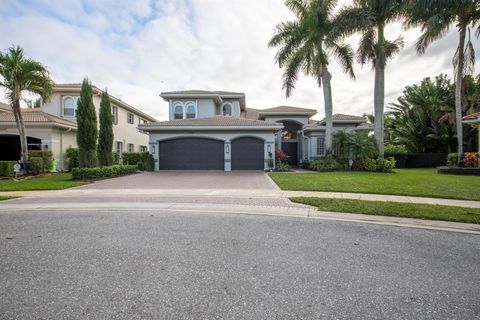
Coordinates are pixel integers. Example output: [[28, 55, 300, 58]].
[[1, 209, 479, 320]]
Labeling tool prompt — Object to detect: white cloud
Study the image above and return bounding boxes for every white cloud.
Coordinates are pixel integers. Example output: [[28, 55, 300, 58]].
[[0, 0, 478, 121]]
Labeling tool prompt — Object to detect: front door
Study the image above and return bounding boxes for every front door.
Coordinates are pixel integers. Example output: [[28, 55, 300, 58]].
[[281, 141, 298, 166]]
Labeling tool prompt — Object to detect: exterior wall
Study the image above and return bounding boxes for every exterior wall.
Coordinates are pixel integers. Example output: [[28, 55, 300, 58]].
[[168, 98, 241, 120], [42, 92, 149, 153], [264, 115, 310, 126], [147, 130, 276, 171], [0, 126, 76, 171]]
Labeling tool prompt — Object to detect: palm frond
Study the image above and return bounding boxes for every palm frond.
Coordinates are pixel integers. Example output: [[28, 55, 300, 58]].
[[415, 12, 452, 53], [282, 51, 304, 98], [356, 28, 376, 67], [329, 41, 355, 79], [384, 36, 405, 60], [329, 6, 375, 39]]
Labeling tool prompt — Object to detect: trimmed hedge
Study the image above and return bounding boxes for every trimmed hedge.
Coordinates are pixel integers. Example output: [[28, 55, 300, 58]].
[[29, 150, 53, 171], [29, 157, 44, 175], [66, 148, 79, 171], [122, 152, 149, 170], [0, 161, 16, 177], [72, 165, 138, 180], [438, 166, 480, 176]]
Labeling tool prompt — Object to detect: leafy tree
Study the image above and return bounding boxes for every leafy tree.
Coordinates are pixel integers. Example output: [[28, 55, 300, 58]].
[[0, 46, 53, 171], [97, 89, 114, 166], [388, 75, 455, 152], [334, 130, 378, 160], [76, 78, 98, 168], [406, 0, 480, 164], [269, 0, 355, 154], [333, 0, 405, 157]]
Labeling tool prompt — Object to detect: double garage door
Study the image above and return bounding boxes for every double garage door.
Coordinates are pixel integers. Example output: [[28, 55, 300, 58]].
[[158, 137, 264, 170]]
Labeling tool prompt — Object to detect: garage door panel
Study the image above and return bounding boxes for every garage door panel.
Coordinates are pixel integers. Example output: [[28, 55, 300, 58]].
[[231, 137, 264, 170], [159, 138, 224, 170]]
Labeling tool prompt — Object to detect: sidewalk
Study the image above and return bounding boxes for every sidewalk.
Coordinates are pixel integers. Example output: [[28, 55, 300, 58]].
[[2, 188, 479, 208]]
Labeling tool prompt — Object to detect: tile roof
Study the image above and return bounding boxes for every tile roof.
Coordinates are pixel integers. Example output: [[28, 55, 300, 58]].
[[0, 102, 12, 112], [463, 112, 480, 120], [140, 116, 282, 127], [0, 109, 77, 128], [259, 106, 317, 114], [244, 108, 260, 119], [161, 90, 244, 96], [319, 113, 366, 122]]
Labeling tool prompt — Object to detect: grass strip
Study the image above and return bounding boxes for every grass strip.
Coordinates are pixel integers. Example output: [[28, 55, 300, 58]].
[[290, 197, 480, 224]]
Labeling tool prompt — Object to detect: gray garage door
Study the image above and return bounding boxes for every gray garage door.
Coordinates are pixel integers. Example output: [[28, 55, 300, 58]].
[[159, 138, 224, 170], [231, 137, 264, 170]]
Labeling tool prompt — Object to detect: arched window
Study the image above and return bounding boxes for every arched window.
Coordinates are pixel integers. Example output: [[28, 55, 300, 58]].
[[222, 103, 232, 116], [185, 103, 196, 119], [63, 96, 76, 117], [174, 103, 184, 119]]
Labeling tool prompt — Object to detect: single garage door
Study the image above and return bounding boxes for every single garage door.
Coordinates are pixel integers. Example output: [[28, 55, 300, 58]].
[[231, 137, 264, 170], [159, 138, 224, 170]]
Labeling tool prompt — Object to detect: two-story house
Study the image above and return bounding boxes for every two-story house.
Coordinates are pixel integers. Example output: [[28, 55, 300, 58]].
[[0, 83, 157, 170], [139, 90, 371, 171]]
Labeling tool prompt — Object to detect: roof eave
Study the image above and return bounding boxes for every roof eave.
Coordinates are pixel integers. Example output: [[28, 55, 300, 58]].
[[138, 125, 283, 131], [259, 111, 317, 116]]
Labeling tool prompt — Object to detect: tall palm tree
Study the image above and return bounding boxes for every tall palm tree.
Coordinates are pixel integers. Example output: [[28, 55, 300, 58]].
[[0, 46, 53, 170], [332, 0, 405, 157], [268, 0, 355, 154], [406, 0, 480, 164]]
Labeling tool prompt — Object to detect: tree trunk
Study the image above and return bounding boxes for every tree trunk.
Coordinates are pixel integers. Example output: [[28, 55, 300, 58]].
[[321, 66, 333, 155], [455, 24, 466, 165], [374, 24, 386, 158], [12, 98, 29, 172]]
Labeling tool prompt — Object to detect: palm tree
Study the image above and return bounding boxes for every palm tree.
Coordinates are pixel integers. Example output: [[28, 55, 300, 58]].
[[268, 0, 355, 154], [406, 0, 480, 164], [333, 0, 405, 157], [0, 46, 53, 170]]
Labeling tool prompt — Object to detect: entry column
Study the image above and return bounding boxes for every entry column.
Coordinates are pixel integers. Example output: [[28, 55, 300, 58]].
[[224, 140, 231, 171]]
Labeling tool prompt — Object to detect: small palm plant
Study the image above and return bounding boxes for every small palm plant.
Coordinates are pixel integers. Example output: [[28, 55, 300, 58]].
[[0, 46, 53, 171], [269, 0, 355, 154]]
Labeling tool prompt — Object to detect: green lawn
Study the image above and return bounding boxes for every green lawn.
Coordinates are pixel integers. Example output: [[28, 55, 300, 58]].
[[270, 169, 480, 201], [0, 196, 16, 201], [0, 173, 87, 191], [290, 197, 480, 224]]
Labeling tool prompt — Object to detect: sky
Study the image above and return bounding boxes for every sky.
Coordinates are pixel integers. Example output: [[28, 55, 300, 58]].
[[0, 0, 478, 121]]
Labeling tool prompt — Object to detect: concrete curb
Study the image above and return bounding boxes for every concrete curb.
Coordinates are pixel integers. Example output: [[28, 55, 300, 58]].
[[1, 201, 478, 235]]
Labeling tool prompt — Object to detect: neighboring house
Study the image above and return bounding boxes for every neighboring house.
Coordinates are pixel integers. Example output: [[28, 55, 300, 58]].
[[0, 84, 157, 170], [139, 90, 370, 171]]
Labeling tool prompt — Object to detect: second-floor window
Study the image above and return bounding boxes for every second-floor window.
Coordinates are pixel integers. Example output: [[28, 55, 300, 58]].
[[127, 112, 134, 124], [185, 103, 196, 119], [222, 103, 232, 116], [174, 104, 183, 119], [112, 106, 118, 124], [63, 96, 77, 117], [173, 101, 197, 119]]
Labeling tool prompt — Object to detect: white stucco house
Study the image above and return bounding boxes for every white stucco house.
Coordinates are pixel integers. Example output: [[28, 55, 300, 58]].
[[139, 90, 371, 171], [0, 83, 157, 170]]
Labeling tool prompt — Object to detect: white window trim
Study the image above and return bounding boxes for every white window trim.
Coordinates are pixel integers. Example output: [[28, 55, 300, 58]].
[[221, 102, 233, 116], [62, 96, 78, 118], [184, 100, 197, 119], [127, 112, 134, 124], [173, 101, 184, 119], [112, 106, 118, 125]]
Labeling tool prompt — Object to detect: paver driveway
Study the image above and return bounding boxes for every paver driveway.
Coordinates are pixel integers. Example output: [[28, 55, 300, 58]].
[[79, 171, 278, 190], [2, 171, 307, 210]]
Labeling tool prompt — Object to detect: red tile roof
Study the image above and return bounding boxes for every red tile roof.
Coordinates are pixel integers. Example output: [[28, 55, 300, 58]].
[[0, 109, 77, 128]]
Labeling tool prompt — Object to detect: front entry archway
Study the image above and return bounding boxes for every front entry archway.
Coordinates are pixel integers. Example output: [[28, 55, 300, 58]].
[[277, 120, 303, 166]]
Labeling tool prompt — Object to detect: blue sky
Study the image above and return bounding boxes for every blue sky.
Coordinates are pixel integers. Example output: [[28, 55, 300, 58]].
[[1, 0, 478, 120]]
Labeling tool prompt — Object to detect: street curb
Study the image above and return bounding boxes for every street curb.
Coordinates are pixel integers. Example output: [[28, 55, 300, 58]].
[[1, 202, 478, 235]]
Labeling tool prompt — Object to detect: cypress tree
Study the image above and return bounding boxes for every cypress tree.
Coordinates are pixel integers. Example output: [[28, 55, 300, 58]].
[[97, 89, 114, 166], [76, 78, 98, 168]]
